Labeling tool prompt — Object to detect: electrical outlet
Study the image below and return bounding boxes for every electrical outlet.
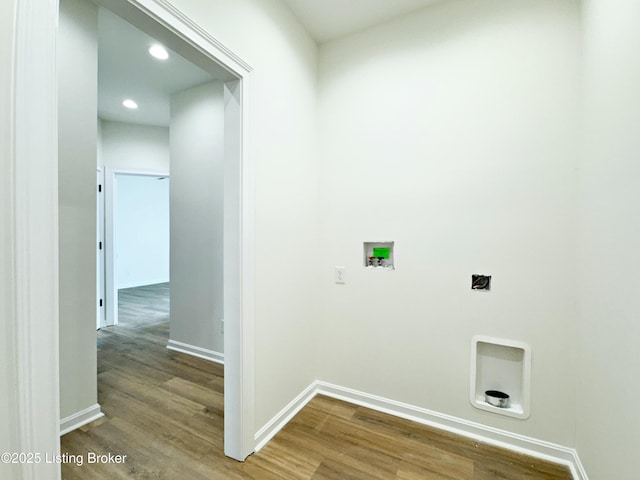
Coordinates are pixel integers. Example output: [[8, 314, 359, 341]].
[[335, 266, 346, 284], [220, 318, 224, 334]]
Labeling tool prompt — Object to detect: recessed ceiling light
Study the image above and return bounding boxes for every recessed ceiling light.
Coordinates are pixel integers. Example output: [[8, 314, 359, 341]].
[[148, 44, 169, 60], [122, 99, 138, 110]]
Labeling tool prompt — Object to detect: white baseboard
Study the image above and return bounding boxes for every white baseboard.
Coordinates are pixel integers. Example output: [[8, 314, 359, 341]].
[[572, 456, 589, 480], [60, 403, 104, 436], [254, 381, 317, 452], [167, 339, 224, 365], [255, 380, 588, 480]]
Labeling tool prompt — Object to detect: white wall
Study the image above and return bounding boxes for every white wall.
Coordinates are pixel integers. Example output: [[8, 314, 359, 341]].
[[577, 1, 640, 477], [100, 119, 169, 171], [317, 0, 580, 446], [167, 0, 319, 429], [58, 0, 99, 420], [116, 174, 170, 289], [169, 81, 224, 355]]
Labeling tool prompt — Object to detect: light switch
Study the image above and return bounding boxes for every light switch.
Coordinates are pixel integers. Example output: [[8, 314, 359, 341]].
[[335, 266, 346, 284]]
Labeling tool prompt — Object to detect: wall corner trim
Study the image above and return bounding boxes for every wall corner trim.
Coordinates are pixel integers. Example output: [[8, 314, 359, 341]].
[[166, 340, 224, 365], [255, 380, 588, 480], [60, 404, 104, 436]]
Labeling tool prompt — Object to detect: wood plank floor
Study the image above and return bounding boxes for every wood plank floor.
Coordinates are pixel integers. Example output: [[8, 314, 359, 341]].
[[61, 283, 572, 479]]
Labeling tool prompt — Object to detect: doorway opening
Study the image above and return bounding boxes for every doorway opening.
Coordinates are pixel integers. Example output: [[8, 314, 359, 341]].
[[59, 0, 255, 463], [101, 170, 171, 328]]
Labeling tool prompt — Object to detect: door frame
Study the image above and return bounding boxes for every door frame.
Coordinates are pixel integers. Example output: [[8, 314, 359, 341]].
[[97, 167, 106, 329], [12, 1, 256, 478], [95, 0, 256, 463], [103, 168, 171, 327], [7, 1, 61, 478]]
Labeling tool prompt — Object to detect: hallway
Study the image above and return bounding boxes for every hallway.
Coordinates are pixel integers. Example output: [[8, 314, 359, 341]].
[[62, 282, 231, 478]]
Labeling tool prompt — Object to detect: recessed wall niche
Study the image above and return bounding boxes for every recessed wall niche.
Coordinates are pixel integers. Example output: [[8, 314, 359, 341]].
[[363, 241, 395, 269], [470, 336, 531, 419]]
